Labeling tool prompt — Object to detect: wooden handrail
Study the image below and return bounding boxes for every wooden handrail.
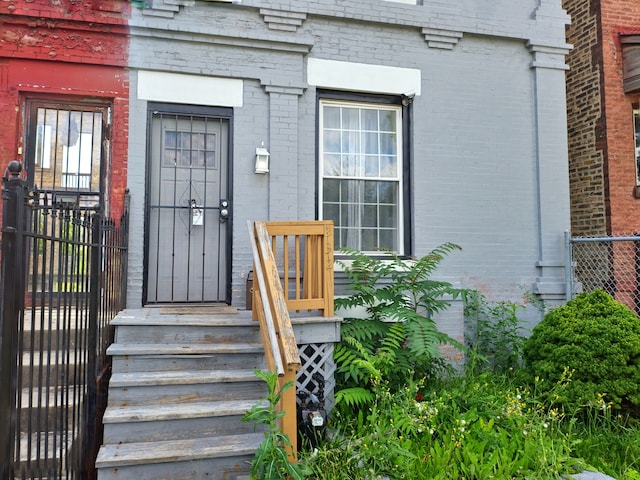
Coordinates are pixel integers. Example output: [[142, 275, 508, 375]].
[[247, 221, 285, 377], [249, 221, 301, 461], [249, 220, 335, 462]]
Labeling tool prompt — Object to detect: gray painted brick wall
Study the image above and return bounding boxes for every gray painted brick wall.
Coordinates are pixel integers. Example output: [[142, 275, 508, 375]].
[[126, 0, 571, 338]]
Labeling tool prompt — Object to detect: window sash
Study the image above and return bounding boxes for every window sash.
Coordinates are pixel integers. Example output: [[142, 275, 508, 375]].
[[319, 100, 403, 254]]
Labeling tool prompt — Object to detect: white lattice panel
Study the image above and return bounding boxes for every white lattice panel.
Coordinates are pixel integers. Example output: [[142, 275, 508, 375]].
[[297, 343, 336, 412]]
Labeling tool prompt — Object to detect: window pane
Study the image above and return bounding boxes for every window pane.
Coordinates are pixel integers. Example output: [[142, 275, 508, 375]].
[[177, 150, 190, 166], [195, 151, 205, 167], [340, 203, 354, 227], [323, 179, 340, 202], [380, 110, 396, 131], [380, 156, 397, 178], [205, 133, 217, 150], [178, 132, 190, 149], [379, 205, 397, 227], [361, 229, 377, 251], [324, 154, 341, 176], [379, 229, 397, 251], [363, 205, 377, 227], [364, 156, 379, 177], [343, 108, 360, 129], [192, 133, 205, 150], [164, 149, 177, 166], [324, 106, 341, 128], [324, 130, 341, 153], [165, 131, 177, 149], [380, 132, 397, 155], [364, 132, 379, 154], [343, 154, 360, 177], [323, 203, 339, 225], [364, 181, 379, 203], [342, 130, 360, 154], [205, 151, 216, 167], [379, 182, 397, 204], [363, 109, 379, 131]]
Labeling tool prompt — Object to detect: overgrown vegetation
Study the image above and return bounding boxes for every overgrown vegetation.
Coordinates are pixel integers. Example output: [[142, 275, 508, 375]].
[[242, 370, 311, 480], [298, 255, 640, 479]]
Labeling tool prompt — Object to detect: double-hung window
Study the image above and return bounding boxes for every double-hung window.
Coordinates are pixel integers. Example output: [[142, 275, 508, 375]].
[[319, 98, 405, 254]]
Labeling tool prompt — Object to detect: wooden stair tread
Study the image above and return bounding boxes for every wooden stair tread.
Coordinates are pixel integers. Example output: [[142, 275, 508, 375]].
[[96, 432, 264, 468], [103, 399, 262, 423], [107, 343, 264, 356], [109, 369, 262, 387], [111, 315, 253, 327]]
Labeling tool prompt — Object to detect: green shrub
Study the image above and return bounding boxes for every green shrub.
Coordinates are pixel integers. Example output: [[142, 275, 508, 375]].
[[522, 289, 640, 412]]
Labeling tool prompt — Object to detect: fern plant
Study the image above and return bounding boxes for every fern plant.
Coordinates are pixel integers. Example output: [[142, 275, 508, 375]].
[[334, 244, 468, 411]]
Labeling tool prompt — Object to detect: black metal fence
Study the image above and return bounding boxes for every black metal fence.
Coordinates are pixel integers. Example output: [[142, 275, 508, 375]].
[[0, 161, 129, 479]]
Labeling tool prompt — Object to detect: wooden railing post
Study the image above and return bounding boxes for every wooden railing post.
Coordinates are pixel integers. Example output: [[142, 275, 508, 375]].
[[279, 370, 299, 461]]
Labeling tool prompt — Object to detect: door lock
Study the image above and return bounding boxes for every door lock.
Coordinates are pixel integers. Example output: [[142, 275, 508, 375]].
[[219, 199, 230, 223]]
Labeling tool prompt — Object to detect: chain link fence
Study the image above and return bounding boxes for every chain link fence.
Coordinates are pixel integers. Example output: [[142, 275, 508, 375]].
[[568, 233, 640, 314]]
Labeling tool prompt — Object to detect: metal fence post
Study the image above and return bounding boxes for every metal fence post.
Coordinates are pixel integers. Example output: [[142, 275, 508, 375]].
[[564, 231, 573, 301], [120, 190, 130, 306], [82, 211, 103, 478], [0, 161, 27, 478]]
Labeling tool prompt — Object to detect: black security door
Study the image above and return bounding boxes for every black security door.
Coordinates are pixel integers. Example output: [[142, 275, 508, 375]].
[[145, 108, 231, 304]]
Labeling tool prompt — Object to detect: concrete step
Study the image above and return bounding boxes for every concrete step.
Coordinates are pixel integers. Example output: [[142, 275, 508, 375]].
[[21, 327, 81, 351], [21, 350, 85, 388], [19, 386, 81, 432], [17, 431, 72, 478], [102, 399, 264, 444], [96, 433, 263, 480], [107, 369, 267, 406]]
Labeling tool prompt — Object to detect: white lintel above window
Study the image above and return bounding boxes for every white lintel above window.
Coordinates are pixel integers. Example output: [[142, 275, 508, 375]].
[[307, 58, 421, 96], [137, 71, 243, 107]]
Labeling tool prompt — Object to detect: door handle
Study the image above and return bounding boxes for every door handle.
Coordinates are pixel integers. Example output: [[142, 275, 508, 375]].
[[219, 199, 229, 223]]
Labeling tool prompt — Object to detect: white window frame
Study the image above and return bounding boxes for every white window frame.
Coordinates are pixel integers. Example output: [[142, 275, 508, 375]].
[[319, 99, 405, 255]]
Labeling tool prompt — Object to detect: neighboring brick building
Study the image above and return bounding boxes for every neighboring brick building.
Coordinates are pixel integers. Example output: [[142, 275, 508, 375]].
[[0, 0, 130, 219], [564, 0, 640, 236], [563, 0, 640, 308]]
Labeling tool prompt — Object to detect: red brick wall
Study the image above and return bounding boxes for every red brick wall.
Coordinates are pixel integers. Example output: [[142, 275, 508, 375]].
[[563, 0, 607, 236], [564, 0, 640, 236], [600, 0, 640, 236], [0, 0, 130, 220]]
